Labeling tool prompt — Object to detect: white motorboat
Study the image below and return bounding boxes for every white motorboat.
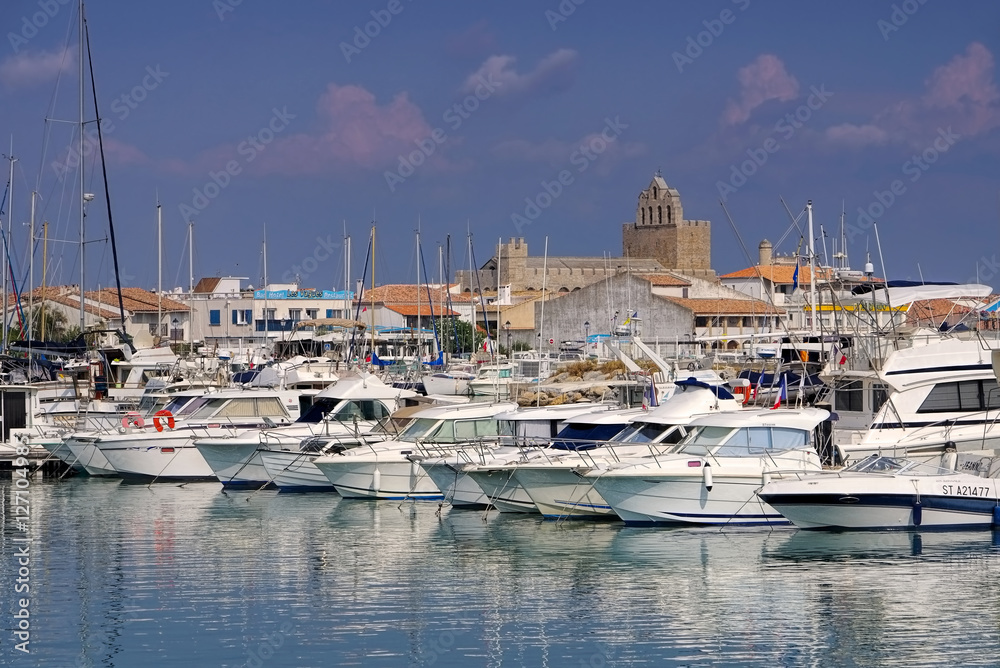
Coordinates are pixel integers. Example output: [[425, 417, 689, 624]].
[[588, 407, 830, 525], [512, 379, 745, 519], [415, 403, 619, 509], [421, 364, 477, 396], [63, 388, 210, 476], [832, 334, 1000, 463], [194, 373, 414, 488], [312, 401, 517, 500], [468, 363, 515, 399], [758, 453, 1000, 530], [464, 407, 644, 513], [90, 388, 304, 482]]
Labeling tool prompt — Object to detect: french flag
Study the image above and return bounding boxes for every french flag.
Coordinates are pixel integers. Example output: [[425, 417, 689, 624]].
[[832, 344, 847, 365], [772, 375, 787, 409], [752, 374, 762, 400]]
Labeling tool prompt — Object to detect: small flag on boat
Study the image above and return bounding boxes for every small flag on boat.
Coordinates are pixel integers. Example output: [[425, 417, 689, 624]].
[[482, 337, 488, 352], [772, 374, 787, 410], [832, 344, 846, 365], [792, 261, 800, 290], [752, 374, 762, 399], [362, 306, 367, 313]]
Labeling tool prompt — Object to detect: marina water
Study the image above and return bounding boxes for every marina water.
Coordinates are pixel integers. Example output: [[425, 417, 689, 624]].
[[3, 477, 1000, 667]]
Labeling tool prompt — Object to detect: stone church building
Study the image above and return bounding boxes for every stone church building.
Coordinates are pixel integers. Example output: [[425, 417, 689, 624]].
[[456, 174, 714, 293]]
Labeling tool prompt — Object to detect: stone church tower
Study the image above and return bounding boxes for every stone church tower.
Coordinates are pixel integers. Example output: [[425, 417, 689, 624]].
[[622, 174, 712, 276]]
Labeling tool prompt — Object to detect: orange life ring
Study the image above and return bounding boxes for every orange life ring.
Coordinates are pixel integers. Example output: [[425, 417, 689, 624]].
[[153, 409, 175, 432], [122, 412, 145, 429]]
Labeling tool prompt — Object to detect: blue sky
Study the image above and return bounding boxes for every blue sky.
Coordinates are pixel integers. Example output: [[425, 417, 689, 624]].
[[1, 0, 998, 293]]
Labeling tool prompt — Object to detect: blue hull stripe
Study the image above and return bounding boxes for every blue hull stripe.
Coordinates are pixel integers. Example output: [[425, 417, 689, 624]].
[[759, 492, 1000, 515]]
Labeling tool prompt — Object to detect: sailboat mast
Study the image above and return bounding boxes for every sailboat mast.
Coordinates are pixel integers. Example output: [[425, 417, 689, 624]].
[[41, 222, 48, 340], [157, 199, 162, 339], [188, 222, 194, 347], [78, 0, 85, 332], [3, 148, 13, 353], [807, 200, 817, 336], [28, 189, 35, 342], [416, 228, 421, 360], [370, 224, 376, 365]]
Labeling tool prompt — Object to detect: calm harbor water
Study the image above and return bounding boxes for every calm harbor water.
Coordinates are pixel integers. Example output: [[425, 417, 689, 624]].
[[3, 477, 1000, 667]]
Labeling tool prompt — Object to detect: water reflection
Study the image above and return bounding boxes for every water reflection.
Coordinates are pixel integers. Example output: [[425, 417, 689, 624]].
[[4, 479, 1000, 666]]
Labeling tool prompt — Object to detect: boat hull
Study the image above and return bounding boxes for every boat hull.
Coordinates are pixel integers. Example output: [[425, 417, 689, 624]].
[[314, 457, 442, 500], [420, 460, 489, 509], [65, 438, 118, 476], [99, 436, 216, 482], [260, 451, 335, 492], [513, 466, 615, 519], [465, 468, 536, 513], [195, 441, 268, 487], [593, 474, 787, 526]]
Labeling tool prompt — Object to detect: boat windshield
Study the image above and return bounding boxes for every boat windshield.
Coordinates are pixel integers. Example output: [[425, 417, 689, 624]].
[[422, 418, 507, 444], [137, 395, 167, 416], [679, 426, 808, 456], [610, 422, 670, 444], [297, 397, 338, 423], [551, 422, 629, 451], [161, 395, 197, 415], [398, 418, 441, 442], [844, 454, 956, 476]]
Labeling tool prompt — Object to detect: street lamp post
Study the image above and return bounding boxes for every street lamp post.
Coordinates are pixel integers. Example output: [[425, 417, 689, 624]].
[[503, 320, 511, 357], [583, 320, 590, 356]]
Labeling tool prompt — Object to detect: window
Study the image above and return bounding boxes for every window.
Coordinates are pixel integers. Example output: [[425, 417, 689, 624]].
[[288, 309, 302, 322], [306, 309, 318, 319], [209, 309, 221, 326], [919, 380, 1000, 413], [871, 384, 889, 415], [264, 308, 276, 320], [233, 309, 252, 325], [834, 380, 864, 412]]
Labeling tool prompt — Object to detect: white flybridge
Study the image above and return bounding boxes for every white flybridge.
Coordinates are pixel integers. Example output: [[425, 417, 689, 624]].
[[414, 402, 619, 509], [89, 387, 305, 482], [195, 373, 415, 489], [831, 333, 1000, 465], [510, 379, 745, 519], [313, 401, 517, 500], [759, 454, 1000, 530], [586, 407, 830, 525]]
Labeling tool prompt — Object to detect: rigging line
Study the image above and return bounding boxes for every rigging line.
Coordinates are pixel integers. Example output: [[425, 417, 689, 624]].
[[774, 197, 805, 250], [84, 16, 126, 334], [34, 6, 77, 193]]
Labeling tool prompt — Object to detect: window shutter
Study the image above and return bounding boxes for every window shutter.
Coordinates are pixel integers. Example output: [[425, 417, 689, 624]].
[[232, 309, 238, 325]]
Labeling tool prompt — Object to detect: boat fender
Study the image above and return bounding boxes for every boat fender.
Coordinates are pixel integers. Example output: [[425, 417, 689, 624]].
[[153, 409, 175, 432], [912, 498, 922, 527], [410, 459, 421, 480], [122, 412, 145, 430], [943, 450, 958, 472], [761, 470, 771, 487], [372, 468, 381, 493], [703, 462, 713, 492]]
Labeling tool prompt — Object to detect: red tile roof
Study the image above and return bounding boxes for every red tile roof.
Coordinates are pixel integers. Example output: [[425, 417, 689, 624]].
[[719, 265, 833, 284], [87, 288, 188, 312], [385, 304, 459, 317], [360, 284, 473, 305]]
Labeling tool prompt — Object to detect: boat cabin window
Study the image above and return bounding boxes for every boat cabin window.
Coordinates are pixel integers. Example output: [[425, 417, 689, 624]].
[[160, 395, 198, 415], [138, 396, 168, 416], [918, 379, 1000, 413], [610, 422, 670, 444], [680, 426, 808, 456], [175, 396, 211, 416], [399, 418, 440, 441], [845, 454, 905, 473], [871, 383, 889, 415], [427, 418, 504, 443], [328, 400, 392, 423], [296, 397, 338, 423], [834, 380, 864, 412], [550, 422, 630, 451]]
